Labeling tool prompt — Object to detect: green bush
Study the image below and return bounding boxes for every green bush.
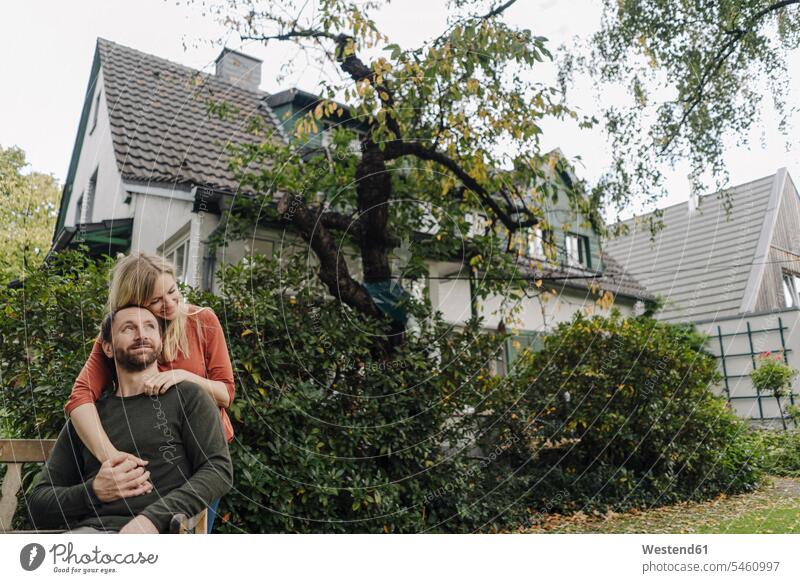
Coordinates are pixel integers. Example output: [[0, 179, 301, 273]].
[[495, 312, 765, 515], [0, 250, 111, 438], [0, 251, 768, 532], [187, 255, 534, 533], [755, 429, 800, 477]]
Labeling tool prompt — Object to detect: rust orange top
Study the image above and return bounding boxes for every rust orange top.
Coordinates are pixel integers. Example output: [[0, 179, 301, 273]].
[[65, 305, 235, 443]]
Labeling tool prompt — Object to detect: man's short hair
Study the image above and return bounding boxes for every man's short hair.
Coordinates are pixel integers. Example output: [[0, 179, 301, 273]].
[[100, 305, 158, 344], [100, 312, 114, 344]]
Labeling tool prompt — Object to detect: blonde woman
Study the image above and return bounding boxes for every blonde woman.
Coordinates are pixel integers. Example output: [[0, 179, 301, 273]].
[[66, 251, 235, 532]]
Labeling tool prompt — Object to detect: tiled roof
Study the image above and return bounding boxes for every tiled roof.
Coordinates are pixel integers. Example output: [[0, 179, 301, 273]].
[[591, 252, 653, 300], [97, 38, 283, 192], [517, 251, 653, 302], [605, 173, 779, 321]]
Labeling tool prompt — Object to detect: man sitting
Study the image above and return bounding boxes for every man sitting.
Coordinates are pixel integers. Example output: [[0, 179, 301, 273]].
[[28, 305, 233, 533]]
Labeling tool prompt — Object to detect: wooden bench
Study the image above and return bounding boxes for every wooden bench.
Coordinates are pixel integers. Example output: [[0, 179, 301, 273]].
[[1, 439, 206, 534]]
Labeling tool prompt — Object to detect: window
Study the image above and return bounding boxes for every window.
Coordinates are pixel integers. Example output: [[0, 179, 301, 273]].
[[89, 90, 101, 135], [782, 272, 800, 307], [465, 213, 486, 238], [525, 228, 555, 260], [74, 195, 84, 225], [244, 238, 274, 261], [164, 239, 190, 283], [83, 169, 98, 223], [502, 331, 543, 373], [565, 233, 591, 268]]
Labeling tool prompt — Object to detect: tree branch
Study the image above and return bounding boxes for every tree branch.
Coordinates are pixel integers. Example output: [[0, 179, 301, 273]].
[[317, 208, 361, 237], [479, 0, 519, 20], [660, 0, 800, 155], [277, 193, 382, 319], [241, 28, 340, 43], [384, 140, 538, 231]]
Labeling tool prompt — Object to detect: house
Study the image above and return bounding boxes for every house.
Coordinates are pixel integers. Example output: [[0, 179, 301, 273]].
[[50, 38, 651, 373], [606, 170, 800, 425]]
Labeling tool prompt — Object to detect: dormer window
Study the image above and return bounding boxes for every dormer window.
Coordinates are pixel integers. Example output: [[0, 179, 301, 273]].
[[565, 233, 591, 268], [526, 228, 554, 260], [465, 213, 487, 238]]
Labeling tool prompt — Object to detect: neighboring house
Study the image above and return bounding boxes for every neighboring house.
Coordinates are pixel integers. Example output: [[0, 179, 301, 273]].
[[50, 38, 651, 374], [606, 170, 800, 425]]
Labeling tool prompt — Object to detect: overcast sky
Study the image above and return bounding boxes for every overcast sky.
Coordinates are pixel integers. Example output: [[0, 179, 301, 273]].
[[2, 0, 799, 217]]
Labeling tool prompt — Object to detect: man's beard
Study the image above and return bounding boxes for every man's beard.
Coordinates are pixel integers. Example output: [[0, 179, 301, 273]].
[[114, 341, 160, 371]]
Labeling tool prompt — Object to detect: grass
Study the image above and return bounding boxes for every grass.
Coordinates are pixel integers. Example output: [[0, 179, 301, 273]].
[[519, 477, 800, 534]]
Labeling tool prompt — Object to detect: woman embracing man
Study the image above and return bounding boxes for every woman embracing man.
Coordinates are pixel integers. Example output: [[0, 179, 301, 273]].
[[65, 251, 235, 533]]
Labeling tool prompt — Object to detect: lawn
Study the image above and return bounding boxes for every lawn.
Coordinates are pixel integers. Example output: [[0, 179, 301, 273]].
[[519, 477, 800, 534]]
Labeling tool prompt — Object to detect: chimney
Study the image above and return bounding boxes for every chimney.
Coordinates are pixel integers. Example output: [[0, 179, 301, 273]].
[[214, 48, 262, 91], [688, 189, 699, 213]]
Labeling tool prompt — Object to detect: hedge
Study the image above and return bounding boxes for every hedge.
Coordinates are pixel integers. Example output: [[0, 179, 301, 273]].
[[0, 250, 766, 532]]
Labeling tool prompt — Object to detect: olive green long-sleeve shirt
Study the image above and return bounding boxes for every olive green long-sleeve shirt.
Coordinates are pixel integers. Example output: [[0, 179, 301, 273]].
[[29, 381, 233, 533]]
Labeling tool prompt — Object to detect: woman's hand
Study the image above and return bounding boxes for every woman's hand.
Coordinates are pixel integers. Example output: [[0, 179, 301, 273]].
[[143, 369, 195, 396]]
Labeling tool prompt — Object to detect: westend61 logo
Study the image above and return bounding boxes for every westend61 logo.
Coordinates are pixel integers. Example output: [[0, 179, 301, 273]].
[[20, 542, 158, 574]]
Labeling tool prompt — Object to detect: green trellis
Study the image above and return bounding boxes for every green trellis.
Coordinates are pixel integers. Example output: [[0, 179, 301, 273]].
[[714, 316, 797, 421]]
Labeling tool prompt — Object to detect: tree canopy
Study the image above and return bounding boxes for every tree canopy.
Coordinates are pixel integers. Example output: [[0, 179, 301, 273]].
[[203, 0, 596, 341], [194, 0, 800, 338], [573, 0, 800, 216], [0, 145, 60, 283]]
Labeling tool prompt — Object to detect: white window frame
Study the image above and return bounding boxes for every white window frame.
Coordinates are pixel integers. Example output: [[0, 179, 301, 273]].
[[526, 228, 555, 261], [527, 228, 544, 258], [89, 90, 102, 135], [465, 212, 486, 239], [782, 272, 800, 307], [565, 232, 590, 268], [82, 169, 98, 224], [163, 237, 190, 284], [418, 201, 440, 235]]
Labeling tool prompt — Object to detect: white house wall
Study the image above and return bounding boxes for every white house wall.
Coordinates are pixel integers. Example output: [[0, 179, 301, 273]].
[[129, 192, 194, 258], [426, 260, 635, 331], [64, 69, 129, 227]]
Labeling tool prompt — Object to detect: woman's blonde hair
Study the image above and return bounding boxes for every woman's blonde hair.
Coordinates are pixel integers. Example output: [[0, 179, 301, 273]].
[[107, 251, 195, 362]]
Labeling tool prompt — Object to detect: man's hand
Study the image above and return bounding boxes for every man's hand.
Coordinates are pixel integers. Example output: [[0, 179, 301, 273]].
[[100, 448, 147, 466], [119, 515, 159, 534], [92, 452, 152, 503], [144, 369, 195, 396]]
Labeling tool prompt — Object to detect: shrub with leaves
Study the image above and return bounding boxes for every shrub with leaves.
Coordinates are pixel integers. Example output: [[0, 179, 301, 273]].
[[186, 254, 540, 533], [1, 252, 768, 532], [755, 429, 800, 477], [497, 312, 765, 515], [0, 250, 111, 438]]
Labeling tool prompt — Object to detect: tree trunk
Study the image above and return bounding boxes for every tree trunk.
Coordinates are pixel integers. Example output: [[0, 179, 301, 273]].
[[355, 139, 405, 349], [776, 394, 787, 431], [356, 139, 393, 283]]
